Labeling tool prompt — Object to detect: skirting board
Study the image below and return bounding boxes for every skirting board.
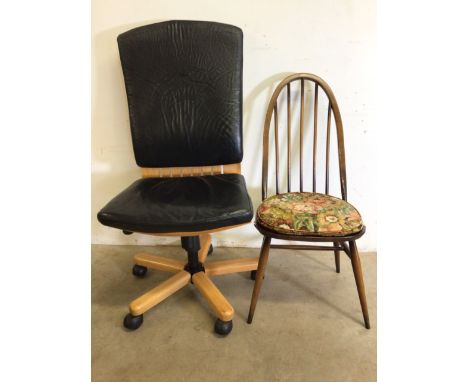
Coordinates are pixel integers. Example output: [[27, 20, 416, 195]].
[[91, 234, 376, 252]]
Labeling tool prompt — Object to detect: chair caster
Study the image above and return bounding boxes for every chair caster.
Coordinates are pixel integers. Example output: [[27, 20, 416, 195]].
[[214, 319, 233, 336], [123, 313, 143, 330], [208, 244, 214, 256], [132, 264, 147, 278]]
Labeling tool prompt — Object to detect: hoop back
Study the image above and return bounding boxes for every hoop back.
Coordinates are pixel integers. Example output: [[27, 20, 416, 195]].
[[262, 73, 348, 201]]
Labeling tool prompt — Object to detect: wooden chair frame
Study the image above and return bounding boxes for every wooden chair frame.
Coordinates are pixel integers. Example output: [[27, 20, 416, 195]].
[[248, 73, 370, 329], [123, 163, 258, 334]]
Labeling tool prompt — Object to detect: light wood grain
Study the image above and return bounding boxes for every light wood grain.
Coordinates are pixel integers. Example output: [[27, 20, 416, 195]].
[[133, 253, 185, 273], [204, 258, 258, 276], [222, 163, 241, 174], [192, 272, 234, 321], [141, 163, 241, 178], [129, 271, 190, 315]]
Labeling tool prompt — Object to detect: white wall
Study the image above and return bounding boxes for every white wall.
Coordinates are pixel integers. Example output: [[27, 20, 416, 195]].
[[92, 0, 377, 251]]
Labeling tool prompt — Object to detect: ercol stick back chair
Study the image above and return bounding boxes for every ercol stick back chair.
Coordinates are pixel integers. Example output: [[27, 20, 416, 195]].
[[247, 73, 370, 329], [97, 21, 256, 336]]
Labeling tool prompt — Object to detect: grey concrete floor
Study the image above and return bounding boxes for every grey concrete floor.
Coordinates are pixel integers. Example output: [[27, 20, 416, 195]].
[[92, 244, 376, 382]]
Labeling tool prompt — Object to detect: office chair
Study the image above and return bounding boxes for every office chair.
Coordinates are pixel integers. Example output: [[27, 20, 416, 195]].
[[97, 20, 256, 336], [247, 73, 371, 329]]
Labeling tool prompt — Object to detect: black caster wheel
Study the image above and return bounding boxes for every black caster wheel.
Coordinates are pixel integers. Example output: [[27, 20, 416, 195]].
[[132, 264, 147, 278], [208, 244, 214, 256], [123, 313, 143, 330], [214, 319, 233, 336]]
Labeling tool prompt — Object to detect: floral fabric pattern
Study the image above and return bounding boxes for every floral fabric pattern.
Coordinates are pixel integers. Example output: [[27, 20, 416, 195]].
[[256, 192, 363, 236]]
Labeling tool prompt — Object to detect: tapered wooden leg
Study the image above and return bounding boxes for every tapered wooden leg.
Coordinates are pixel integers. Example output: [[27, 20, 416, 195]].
[[129, 270, 191, 316], [333, 241, 341, 273], [192, 272, 234, 321], [349, 241, 370, 329], [247, 236, 272, 324]]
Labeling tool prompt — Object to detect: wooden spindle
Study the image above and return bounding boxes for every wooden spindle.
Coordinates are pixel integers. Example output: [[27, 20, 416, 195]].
[[287, 83, 291, 192], [313, 83, 318, 192], [300, 79, 304, 192], [274, 102, 279, 195], [325, 101, 332, 194]]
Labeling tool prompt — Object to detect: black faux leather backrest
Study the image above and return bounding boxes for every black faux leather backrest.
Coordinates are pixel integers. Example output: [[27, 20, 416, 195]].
[[117, 20, 243, 168]]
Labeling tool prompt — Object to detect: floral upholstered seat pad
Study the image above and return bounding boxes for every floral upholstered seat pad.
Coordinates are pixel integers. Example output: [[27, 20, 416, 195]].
[[256, 192, 363, 236]]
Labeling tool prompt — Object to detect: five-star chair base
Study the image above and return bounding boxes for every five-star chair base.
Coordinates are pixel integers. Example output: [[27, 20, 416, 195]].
[[122, 233, 258, 336]]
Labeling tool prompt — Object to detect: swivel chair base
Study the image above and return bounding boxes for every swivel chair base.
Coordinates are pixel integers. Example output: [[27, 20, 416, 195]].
[[122, 233, 257, 336]]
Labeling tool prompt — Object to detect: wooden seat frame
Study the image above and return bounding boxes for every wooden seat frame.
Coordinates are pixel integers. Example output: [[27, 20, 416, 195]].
[[247, 73, 371, 329], [124, 163, 258, 332]]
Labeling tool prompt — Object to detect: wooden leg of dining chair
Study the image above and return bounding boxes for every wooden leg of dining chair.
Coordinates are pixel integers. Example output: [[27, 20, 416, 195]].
[[333, 241, 341, 273], [349, 241, 371, 329], [247, 236, 271, 324]]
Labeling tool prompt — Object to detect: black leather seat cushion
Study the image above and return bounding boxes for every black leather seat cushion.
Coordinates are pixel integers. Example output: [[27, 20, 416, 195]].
[[97, 174, 253, 233]]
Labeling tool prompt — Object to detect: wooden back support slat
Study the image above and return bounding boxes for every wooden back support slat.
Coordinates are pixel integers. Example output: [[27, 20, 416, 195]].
[[223, 163, 241, 174], [274, 102, 279, 194], [299, 79, 305, 192], [141, 163, 241, 178], [287, 83, 291, 192], [262, 73, 347, 201], [325, 101, 332, 194], [312, 83, 318, 192]]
